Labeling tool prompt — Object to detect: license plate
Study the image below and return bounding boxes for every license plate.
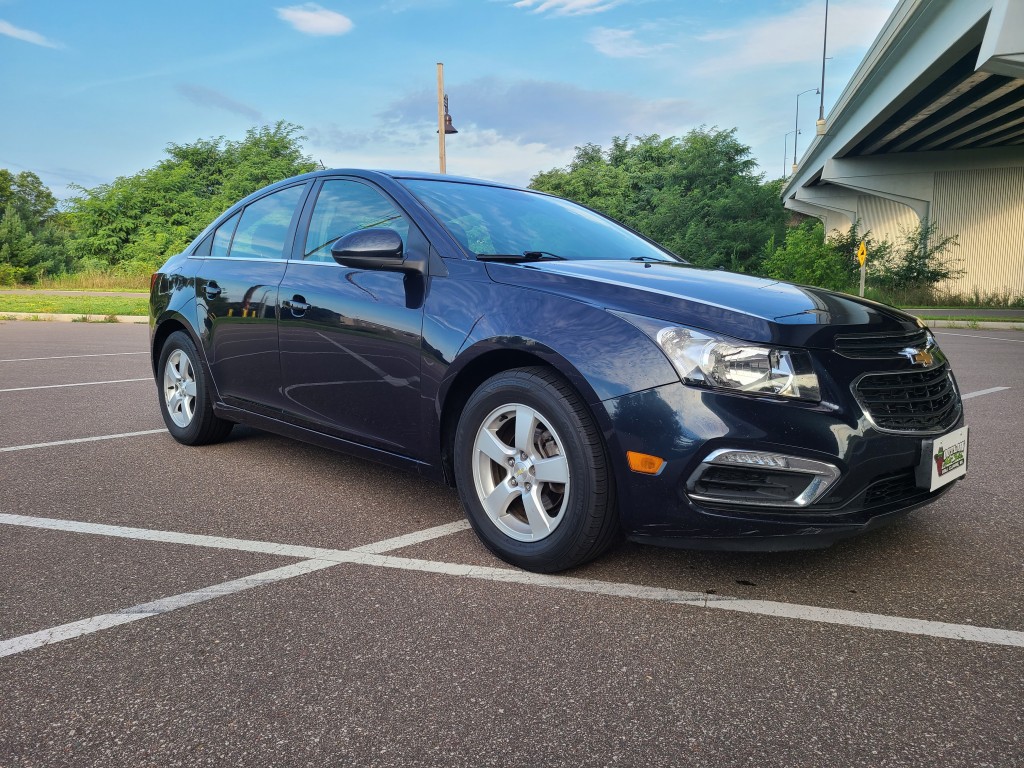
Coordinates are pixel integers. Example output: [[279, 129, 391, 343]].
[[920, 426, 969, 491]]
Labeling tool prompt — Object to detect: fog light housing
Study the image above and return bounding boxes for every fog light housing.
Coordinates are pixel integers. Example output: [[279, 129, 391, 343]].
[[686, 449, 840, 508]]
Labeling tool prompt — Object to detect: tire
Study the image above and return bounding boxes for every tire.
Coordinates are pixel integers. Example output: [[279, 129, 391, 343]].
[[454, 367, 618, 572], [156, 330, 233, 446]]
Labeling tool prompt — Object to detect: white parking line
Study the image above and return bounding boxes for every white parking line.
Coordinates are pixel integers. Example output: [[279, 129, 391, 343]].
[[350, 520, 472, 553], [961, 386, 1011, 400], [2, 513, 1022, 653], [0, 430, 167, 452], [0, 378, 150, 393], [936, 332, 1024, 343], [0, 352, 148, 363], [0, 559, 337, 659]]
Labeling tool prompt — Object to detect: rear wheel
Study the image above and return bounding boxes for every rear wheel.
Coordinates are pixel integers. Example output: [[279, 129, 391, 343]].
[[454, 367, 618, 572], [157, 330, 233, 445]]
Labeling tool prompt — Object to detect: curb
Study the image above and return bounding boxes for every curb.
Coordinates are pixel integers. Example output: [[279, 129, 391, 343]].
[[926, 320, 1024, 331], [0, 312, 148, 324]]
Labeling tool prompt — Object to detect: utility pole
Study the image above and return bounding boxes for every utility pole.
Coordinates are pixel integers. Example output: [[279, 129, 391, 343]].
[[437, 62, 447, 174]]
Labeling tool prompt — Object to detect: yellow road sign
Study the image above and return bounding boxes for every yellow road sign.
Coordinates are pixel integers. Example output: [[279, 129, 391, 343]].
[[857, 241, 867, 266]]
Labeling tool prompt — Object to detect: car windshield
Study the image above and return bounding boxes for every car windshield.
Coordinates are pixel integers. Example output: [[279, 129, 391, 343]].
[[401, 179, 683, 263]]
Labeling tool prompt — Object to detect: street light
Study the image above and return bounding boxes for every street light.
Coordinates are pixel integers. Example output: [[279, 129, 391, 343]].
[[792, 87, 819, 174], [436, 62, 458, 174]]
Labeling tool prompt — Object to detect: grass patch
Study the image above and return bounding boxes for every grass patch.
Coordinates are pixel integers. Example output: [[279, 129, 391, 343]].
[[0, 295, 148, 316], [26, 270, 150, 292]]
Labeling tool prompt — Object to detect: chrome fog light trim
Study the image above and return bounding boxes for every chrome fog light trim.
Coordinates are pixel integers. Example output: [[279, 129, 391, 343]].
[[686, 449, 841, 508]]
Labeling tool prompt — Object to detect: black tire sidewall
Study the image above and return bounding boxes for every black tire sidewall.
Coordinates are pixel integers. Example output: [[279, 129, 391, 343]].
[[454, 369, 607, 571], [157, 331, 213, 445]]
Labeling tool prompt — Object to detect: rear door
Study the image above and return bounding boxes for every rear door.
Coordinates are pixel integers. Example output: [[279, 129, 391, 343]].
[[276, 177, 426, 456], [195, 182, 308, 411]]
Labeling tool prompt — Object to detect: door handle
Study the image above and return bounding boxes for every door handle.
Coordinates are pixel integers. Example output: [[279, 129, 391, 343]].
[[204, 282, 222, 300], [282, 296, 310, 316]]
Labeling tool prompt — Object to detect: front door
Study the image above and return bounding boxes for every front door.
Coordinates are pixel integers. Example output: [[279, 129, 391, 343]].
[[277, 177, 426, 457]]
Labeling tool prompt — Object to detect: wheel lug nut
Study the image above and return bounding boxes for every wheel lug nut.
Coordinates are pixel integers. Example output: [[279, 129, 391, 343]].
[[507, 458, 515, 467], [525, 483, 532, 491], [529, 466, 536, 475], [510, 478, 518, 487], [520, 451, 528, 460]]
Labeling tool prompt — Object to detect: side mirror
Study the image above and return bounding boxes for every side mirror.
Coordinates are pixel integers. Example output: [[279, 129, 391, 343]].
[[331, 229, 406, 270]]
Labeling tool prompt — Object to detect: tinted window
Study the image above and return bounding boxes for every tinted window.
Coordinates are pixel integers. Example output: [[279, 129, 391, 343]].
[[211, 211, 240, 258], [228, 185, 304, 260], [402, 179, 680, 262], [303, 180, 409, 262]]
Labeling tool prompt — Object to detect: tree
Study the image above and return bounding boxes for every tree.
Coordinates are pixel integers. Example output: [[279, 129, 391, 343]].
[[530, 129, 786, 272], [65, 121, 316, 275], [867, 220, 961, 294], [762, 219, 890, 294], [0, 171, 70, 284]]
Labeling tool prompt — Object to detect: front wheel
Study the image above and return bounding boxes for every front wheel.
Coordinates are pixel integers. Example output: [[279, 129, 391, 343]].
[[454, 367, 618, 572], [156, 330, 233, 446]]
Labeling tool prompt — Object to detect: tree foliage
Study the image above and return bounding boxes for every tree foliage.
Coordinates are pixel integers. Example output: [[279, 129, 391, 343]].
[[530, 129, 786, 272], [65, 121, 316, 275], [0, 170, 71, 284]]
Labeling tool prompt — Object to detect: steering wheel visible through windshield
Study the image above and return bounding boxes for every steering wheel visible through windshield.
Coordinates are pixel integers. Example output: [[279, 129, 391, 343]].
[[400, 179, 684, 263]]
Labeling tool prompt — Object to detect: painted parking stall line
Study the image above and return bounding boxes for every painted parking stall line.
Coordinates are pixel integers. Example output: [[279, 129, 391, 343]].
[[0, 559, 338, 659], [0, 352, 149, 363], [0, 377, 150, 393], [2, 513, 1023, 653], [0, 430, 167, 453], [961, 386, 1010, 400]]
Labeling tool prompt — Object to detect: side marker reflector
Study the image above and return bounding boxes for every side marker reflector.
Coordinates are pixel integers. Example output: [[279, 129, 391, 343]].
[[627, 451, 666, 475]]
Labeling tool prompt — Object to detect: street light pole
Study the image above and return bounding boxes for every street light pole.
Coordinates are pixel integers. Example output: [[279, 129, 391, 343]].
[[792, 88, 819, 174], [817, 0, 829, 134], [784, 131, 796, 178]]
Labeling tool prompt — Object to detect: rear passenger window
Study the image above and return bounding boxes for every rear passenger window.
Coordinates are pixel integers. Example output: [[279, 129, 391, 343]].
[[228, 185, 304, 260], [211, 211, 240, 258]]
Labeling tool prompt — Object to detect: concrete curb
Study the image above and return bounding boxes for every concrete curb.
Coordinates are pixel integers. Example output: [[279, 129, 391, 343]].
[[0, 312, 148, 324], [926, 320, 1023, 331]]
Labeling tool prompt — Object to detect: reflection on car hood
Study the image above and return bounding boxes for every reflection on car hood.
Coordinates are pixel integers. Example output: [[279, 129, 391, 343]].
[[484, 260, 920, 348]]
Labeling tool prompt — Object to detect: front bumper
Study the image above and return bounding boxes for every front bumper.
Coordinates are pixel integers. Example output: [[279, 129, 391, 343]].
[[601, 380, 963, 550]]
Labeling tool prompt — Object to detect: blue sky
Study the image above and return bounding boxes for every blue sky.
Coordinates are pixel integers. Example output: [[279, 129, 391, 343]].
[[1, 0, 897, 200]]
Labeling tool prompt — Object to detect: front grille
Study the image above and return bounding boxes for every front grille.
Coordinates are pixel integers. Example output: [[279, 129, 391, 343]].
[[835, 329, 928, 358], [855, 363, 960, 432]]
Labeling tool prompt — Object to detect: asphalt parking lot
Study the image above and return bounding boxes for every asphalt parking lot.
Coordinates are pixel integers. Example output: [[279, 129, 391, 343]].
[[1, 320, 1022, 767]]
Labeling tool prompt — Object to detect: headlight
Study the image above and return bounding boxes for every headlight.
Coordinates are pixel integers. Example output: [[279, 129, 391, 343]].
[[620, 315, 820, 402]]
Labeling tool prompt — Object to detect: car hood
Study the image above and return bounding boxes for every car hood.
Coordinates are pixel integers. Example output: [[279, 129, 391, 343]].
[[484, 260, 921, 349]]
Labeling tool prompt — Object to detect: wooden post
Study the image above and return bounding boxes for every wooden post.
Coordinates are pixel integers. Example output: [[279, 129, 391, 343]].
[[437, 63, 446, 174]]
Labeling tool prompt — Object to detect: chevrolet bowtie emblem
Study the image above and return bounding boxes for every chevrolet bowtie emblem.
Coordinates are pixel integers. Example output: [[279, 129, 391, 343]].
[[901, 347, 934, 367]]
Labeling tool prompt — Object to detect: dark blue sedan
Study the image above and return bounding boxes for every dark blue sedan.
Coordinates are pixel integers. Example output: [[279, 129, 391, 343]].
[[150, 170, 968, 572]]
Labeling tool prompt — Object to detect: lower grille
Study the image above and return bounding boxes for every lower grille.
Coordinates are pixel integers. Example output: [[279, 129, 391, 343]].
[[863, 471, 927, 508], [855, 363, 961, 433]]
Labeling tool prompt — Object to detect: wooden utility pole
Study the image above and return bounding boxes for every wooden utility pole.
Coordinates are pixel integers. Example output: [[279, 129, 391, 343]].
[[437, 62, 446, 174]]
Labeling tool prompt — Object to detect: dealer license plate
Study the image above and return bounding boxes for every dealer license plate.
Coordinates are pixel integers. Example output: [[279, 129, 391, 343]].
[[921, 426, 969, 492]]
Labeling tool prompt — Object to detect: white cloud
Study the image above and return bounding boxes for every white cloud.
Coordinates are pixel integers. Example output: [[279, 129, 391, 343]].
[[587, 27, 670, 58], [695, 0, 895, 73], [511, 0, 623, 17], [275, 4, 354, 36], [0, 19, 62, 49]]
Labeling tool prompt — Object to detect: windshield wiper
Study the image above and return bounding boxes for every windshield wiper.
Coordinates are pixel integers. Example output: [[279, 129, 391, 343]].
[[475, 251, 566, 262], [629, 255, 670, 263]]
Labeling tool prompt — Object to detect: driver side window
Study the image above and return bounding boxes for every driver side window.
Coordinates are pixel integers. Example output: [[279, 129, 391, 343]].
[[303, 180, 409, 263]]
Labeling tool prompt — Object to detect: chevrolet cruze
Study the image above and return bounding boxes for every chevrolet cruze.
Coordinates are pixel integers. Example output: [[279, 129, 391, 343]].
[[150, 169, 968, 572]]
